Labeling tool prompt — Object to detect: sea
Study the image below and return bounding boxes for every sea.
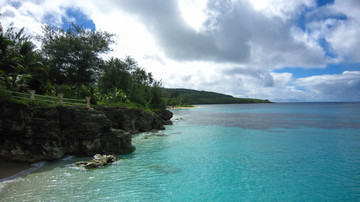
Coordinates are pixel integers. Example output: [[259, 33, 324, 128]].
[[1, 103, 360, 201]]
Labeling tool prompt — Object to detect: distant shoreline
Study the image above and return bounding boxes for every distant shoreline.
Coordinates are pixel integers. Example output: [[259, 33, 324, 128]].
[[167, 106, 196, 110]]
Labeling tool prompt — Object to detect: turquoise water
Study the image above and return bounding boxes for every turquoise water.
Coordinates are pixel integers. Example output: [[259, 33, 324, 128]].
[[1, 103, 360, 201]]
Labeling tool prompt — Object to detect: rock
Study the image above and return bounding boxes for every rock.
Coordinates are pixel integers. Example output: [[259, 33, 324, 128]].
[[0, 101, 169, 163], [155, 109, 173, 121], [75, 154, 117, 169], [96, 106, 169, 133], [156, 134, 168, 137], [154, 109, 173, 125], [143, 132, 168, 139], [101, 129, 135, 154]]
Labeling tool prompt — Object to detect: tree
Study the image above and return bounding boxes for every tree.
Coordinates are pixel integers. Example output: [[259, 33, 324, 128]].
[[17, 41, 47, 93], [149, 80, 166, 110], [0, 24, 44, 91], [123, 57, 154, 105], [98, 57, 132, 95], [98, 56, 162, 108], [165, 90, 189, 107], [40, 23, 114, 97], [0, 32, 22, 89]]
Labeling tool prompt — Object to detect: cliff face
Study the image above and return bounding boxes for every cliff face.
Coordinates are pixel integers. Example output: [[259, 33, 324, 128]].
[[0, 102, 172, 163]]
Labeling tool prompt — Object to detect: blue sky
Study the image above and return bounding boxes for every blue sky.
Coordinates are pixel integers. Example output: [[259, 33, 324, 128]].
[[60, 8, 95, 31], [1, 0, 359, 101]]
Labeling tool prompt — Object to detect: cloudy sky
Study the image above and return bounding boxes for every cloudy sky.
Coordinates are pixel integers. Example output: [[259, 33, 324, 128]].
[[1, 0, 360, 102]]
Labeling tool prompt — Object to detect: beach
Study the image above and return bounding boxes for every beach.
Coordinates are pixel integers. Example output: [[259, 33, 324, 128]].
[[0, 161, 33, 181]]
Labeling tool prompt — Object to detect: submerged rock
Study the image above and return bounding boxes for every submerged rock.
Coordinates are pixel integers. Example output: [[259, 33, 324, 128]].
[[143, 132, 168, 139], [156, 134, 168, 137], [75, 154, 117, 169]]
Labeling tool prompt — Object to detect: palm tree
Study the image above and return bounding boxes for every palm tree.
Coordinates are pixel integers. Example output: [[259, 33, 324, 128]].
[[0, 33, 24, 90], [0, 25, 46, 91]]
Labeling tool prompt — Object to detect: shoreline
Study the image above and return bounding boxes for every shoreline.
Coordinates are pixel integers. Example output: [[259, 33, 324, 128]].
[[167, 106, 196, 110], [0, 161, 35, 182]]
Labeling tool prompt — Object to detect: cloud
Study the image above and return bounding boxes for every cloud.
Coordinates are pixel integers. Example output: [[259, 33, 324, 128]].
[[108, 0, 328, 69], [0, 1, 44, 36], [110, 0, 237, 62], [222, 67, 275, 87], [248, 0, 315, 20], [1, 0, 360, 102], [0, 0, 343, 69], [295, 71, 360, 101], [302, 0, 360, 63], [164, 64, 360, 102]]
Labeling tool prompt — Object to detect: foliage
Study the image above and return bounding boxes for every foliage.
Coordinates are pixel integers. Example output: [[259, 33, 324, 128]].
[[40, 23, 114, 97], [0, 24, 46, 92], [95, 87, 128, 105], [0, 21, 169, 110], [163, 90, 190, 107], [98, 56, 166, 110], [163, 88, 271, 104], [0, 20, 271, 111], [98, 57, 132, 94], [149, 81, 166, 109], [0, 86, 11, 102]]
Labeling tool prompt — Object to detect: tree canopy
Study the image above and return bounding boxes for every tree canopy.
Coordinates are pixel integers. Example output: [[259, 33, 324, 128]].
[[40, 24, 114, 97], [0, 24, 45, 92], [1, 21, 170, 110]]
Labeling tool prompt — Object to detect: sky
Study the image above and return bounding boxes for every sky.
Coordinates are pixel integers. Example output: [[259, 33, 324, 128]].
[[1, 0, 360, 102]]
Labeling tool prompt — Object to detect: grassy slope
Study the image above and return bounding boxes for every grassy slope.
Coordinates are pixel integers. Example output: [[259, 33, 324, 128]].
[[163, 88, 271, 104]]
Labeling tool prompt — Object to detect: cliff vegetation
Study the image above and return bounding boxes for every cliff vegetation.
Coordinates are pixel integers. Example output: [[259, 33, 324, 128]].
[[163, 88, 271, 105]]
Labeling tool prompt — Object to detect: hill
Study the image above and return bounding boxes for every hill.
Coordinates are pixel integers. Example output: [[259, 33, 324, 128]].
[[163, 88, 271, 104]]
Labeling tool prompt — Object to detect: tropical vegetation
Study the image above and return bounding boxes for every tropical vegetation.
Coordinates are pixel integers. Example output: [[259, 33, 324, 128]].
[[0, 20, 270, 110], [0, 21, 168, 110], [163, 88, 271, 104]]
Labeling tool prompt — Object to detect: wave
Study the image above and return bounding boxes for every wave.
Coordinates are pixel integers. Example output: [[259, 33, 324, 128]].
[[61, 155, 75, 161]]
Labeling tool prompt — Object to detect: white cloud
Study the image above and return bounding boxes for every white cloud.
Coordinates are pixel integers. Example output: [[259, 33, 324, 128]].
[[295, 71, 360, 101], [249, 0, 315, 21], [303, 0, 360, 63], [326, 20, 360, 62], [178, 0, 208, 32], [0, 2, 43, 36], [1, 0, 360, 101]]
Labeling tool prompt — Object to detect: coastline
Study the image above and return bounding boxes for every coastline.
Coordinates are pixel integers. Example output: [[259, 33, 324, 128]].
[[167, 106, 196, 110], [1, 102, 172, 164], [0, 161, 35, 182]]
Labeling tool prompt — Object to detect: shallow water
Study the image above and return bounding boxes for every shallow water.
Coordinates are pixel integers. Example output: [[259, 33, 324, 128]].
[[1, 103, 360, 201]]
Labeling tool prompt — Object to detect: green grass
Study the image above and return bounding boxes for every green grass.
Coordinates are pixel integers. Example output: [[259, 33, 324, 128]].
[[0, 89, 77, 107]]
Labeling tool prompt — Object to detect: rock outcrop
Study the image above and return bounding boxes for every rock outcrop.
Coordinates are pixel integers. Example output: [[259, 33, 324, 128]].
[[154, 109, 174, 125], [96, 106, 166, 133], [0, 101, 173, 163], [75, 154, 117, 169]]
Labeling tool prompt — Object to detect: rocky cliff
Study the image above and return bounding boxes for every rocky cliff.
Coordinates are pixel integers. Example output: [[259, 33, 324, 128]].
[[0, 101, 172, 163]]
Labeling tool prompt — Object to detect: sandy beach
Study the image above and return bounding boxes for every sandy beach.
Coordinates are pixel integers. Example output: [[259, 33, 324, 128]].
[[0, 161, 33, 181]]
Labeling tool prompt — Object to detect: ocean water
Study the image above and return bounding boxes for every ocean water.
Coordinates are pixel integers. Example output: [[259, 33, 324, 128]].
[[1, 103, 360, 201]]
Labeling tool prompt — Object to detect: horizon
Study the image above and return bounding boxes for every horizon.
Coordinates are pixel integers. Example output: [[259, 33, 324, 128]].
[[1, 0, 359, 102]]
